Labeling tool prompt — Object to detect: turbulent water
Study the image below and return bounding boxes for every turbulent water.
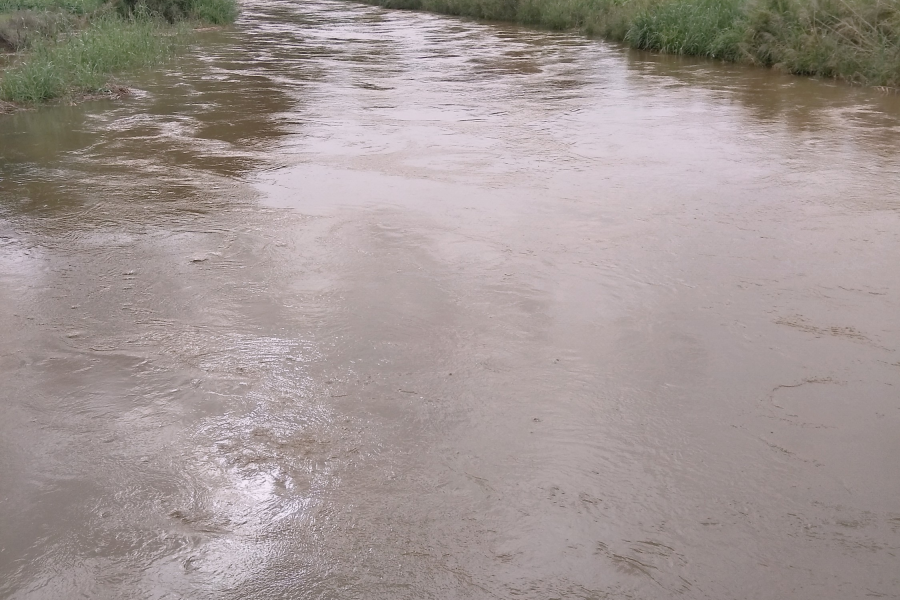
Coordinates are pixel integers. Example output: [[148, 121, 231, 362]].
[[1, 1, 900, 598]]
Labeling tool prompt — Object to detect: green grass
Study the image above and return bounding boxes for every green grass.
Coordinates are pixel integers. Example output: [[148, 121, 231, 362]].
[[626, 0, 744, 60], [0, 0, 105, 16], [118, 0, 238, 23], [2, 12, 65, 51], [742, 0, 900, 85], [358, 0, 900, 87], [0, 0, 238, 105], [0, 15, 178, 102], [188, 0, 238, 23]]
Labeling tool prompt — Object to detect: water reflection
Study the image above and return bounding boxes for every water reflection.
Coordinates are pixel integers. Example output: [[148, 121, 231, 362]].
[[1, 0, 899, 598], [625, 48, 900, 156]]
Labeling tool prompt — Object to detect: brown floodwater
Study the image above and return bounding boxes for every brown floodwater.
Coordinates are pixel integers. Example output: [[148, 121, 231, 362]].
[[2, 1, 900, 598]]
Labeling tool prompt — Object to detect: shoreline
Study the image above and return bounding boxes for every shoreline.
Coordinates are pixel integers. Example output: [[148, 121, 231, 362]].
[[356, 0, 900, 89], [0, 0, 237, 109], [4, 0, 898, 114]]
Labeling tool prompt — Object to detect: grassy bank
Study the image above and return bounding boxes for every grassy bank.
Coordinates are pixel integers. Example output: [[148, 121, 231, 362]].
[[0, 0, 238, 105], [361, 0, 900, 87]]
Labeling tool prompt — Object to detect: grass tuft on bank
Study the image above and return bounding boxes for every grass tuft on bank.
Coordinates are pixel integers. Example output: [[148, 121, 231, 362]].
[[118, 0, 238, 23], [1, 16, 177, 102], [1, 0, 238, 105], [359, 0, 900, 87]]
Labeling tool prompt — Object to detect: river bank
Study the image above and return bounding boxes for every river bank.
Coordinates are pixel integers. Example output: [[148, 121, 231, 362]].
[[360, 0, 900, 88], [0, 0, 237, 105]]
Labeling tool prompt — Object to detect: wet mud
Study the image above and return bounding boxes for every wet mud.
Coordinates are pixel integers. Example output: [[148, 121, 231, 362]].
[[1, 1, 899, 598]]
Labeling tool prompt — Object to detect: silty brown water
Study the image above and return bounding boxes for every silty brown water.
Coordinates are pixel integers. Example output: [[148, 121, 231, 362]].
[[1, 0, 899, 598]]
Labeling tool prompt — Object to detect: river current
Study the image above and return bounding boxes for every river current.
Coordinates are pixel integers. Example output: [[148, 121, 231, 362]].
[[1, 1, 899, 598]]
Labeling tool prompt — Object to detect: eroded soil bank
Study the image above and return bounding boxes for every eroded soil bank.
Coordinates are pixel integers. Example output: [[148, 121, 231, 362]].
[[1, 1, 899, 598]]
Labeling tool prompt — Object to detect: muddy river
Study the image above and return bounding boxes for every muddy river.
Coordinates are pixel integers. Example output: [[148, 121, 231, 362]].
[[2, 1, 900, 598]]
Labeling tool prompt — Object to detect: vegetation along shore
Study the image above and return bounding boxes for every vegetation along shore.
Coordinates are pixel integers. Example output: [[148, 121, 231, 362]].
[[2, 0, 897, 109], [0, 0, 237, 107], [362, 0, 900, 88]]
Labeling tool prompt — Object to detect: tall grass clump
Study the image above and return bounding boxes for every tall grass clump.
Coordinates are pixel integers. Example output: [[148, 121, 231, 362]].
[[742, 0, 900, 86], [186, 0, 238, 24], [0, 10, 72, 50], [118, 0, 238, 23], [0, 15, 177, 102], [626, 0, 744, 59], [0, 0, 105, 15], [1, 0, 238, 107]]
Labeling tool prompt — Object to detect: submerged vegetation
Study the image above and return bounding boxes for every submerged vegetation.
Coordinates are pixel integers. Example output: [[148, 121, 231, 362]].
[[362, 0, 900, 87], [0, 0, 237, 106]]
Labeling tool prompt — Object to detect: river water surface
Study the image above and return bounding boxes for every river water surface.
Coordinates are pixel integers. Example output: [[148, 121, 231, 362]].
[[2, 1, 900, 598]]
